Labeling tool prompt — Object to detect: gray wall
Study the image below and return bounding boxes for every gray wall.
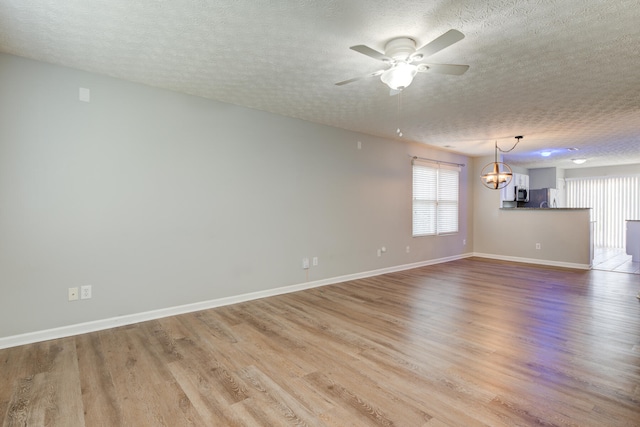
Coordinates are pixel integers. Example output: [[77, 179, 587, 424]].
[[529, 167, 558, 189], [0, 54, 472, 338]]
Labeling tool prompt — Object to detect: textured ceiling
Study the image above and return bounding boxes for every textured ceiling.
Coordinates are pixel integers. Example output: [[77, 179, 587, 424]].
[[1, 0, 639, 169]]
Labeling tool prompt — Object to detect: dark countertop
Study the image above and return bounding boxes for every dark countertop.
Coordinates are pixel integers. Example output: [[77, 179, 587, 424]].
[[500, 207, 591, 210]]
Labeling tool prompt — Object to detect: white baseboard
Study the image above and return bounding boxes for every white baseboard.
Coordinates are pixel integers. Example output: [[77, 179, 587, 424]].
[[0, 253, 473, 350], [472, 252, 591, 270]]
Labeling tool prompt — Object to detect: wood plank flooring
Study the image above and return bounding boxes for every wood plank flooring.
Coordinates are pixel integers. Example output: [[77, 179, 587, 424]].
[[2, 257, 640, 426]]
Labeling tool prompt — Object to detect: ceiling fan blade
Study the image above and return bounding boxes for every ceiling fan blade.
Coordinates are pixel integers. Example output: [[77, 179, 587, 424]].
[[417, 63, 469, 75], [415, 29, 465, 59], [350, 45, 391, 62], [335, 70, 385, 86]]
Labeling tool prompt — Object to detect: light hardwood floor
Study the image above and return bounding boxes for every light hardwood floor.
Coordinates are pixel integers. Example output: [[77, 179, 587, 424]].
[[2, 258, 640, 426]]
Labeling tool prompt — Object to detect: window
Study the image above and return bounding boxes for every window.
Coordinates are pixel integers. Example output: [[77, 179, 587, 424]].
[[566, 175, 640, 248], [412, 161, 459, 236]]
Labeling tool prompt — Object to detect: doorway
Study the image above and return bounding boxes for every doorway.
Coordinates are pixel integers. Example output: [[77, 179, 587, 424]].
[[592, 247, 639, 274]]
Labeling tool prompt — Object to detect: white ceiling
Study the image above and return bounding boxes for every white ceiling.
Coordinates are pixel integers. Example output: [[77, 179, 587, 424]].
[[1, 0, 639, 169]]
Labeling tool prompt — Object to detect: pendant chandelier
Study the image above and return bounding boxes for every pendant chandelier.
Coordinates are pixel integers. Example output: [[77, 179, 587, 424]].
[[480, 136, 523, 190]]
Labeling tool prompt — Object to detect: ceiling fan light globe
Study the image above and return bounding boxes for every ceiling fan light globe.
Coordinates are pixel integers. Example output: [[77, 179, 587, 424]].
[[380, 63, 418, 90]]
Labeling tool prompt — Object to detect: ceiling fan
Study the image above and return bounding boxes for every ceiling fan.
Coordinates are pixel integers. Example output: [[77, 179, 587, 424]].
[[336, 29, 469, 92]]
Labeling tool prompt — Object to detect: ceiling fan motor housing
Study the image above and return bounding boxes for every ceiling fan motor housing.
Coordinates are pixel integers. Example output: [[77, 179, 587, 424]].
[[384, 37, 417, 61]]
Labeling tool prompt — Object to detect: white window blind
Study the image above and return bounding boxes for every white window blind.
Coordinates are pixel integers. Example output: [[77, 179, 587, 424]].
[[412, 161, 459, 236], [566, 175, 640, 248]]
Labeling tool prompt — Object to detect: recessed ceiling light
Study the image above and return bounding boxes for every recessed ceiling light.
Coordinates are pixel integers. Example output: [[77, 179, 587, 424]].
[[567, 147, 579, 151], [541, 151, 552, 157], [571, 158, 587, 164]]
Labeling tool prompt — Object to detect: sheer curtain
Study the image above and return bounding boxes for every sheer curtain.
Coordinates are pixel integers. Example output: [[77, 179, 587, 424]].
[[565, 175, 640, 248]]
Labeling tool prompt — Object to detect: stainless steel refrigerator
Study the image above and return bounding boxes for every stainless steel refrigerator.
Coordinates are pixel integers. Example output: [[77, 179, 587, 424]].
[[523, 188, 561, 208]]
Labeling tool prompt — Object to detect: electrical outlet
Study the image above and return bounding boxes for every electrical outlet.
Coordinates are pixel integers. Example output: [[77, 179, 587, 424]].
[[463, 239, 466, 246], [81, 285, 92, 299], [536, 243, 541, 250], [377, 249, 382, 257], [406, 246, 410, 253], [312, 257, 318, 266], [68, 287, 79, 301], [302, 257, 310, 269]]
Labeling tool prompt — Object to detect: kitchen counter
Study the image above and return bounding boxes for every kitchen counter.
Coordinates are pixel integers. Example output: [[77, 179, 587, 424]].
[[500, 207, 591, 210], [626, 220, 640, 261], [484, 206, 592, 267]]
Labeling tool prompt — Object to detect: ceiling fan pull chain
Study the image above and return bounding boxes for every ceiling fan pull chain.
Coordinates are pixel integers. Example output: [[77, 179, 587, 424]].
[[396, 91, 403, 137]]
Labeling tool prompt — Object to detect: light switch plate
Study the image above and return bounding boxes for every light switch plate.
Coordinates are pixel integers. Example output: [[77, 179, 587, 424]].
[[79, 87, 91, 102]]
